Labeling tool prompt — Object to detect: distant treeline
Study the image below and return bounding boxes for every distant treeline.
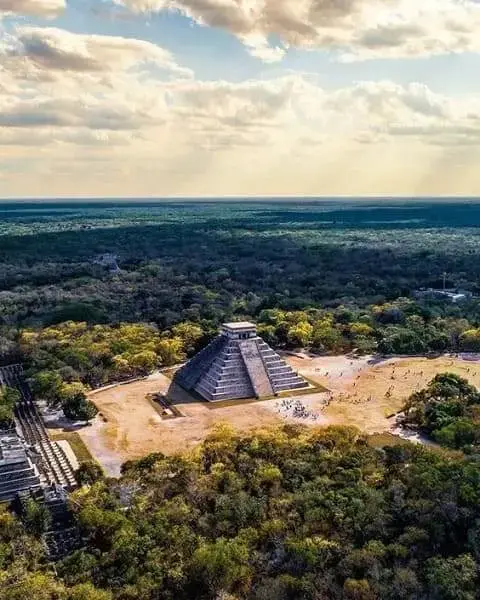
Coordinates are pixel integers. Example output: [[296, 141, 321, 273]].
[[1, 202, 480, 331]]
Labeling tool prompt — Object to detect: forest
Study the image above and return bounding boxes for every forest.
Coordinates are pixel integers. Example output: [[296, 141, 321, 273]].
[[2, 200, 480, 598], [403, 373, 480, 450], [2, 200, 480, 331], [2, 424, 480, 599], [2, 200, 480, 399]]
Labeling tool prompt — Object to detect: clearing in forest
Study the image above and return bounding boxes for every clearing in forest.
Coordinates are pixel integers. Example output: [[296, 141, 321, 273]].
[[74, 354, 480, 476], [77, 372, 290, 475]]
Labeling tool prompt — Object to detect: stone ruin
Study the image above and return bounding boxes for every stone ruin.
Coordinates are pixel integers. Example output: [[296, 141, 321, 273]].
[[0, 365, 80, 558], [0, 431, 41, 503], [175, 322, 309, 402]]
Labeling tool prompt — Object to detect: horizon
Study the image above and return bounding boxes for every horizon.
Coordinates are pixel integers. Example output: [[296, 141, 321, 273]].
[[2, 196, 480, 204]]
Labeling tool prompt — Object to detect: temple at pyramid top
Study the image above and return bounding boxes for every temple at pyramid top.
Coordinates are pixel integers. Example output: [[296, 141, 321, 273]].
[[222, 322, 257, 338], [174, 321, 309, 402]]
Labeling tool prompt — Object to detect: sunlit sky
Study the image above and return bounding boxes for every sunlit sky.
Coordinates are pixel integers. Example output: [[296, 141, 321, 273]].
[[3, 0, 480, 197]]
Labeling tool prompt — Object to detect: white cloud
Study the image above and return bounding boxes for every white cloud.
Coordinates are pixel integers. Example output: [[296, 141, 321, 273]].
[[0, 95, 166, 130], [3, 45, 480, 152], [113, 0, 480, 62], [4, 26, 192, 77], [3, 22, 480, 195], [0, 0, 65, 18]]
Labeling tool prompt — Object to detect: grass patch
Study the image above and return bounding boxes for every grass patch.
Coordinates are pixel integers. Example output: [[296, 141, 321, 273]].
[[49, 431, 93, 464], [367, 433, 413, 448], [206, 396, 267, 409]]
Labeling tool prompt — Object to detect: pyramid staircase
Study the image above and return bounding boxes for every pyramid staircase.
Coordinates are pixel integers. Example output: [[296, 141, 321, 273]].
[[0, 365, 77, 490], [239, 339, 274, 398], [175, 322, 309, 402]]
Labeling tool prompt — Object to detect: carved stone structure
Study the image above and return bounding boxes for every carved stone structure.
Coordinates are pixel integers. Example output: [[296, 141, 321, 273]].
[[175, 322, 309, 402], [0, 366, 81, 556], [0, 432, 41, 503]]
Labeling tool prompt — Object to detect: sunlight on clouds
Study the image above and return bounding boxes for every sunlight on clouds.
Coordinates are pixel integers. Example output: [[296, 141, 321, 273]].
[[3, 30, 480, 197], [6, 26, 192, 77], [113, 0, 480, 63], [0, 0, 65, 18], [3, 2, 480, 195]]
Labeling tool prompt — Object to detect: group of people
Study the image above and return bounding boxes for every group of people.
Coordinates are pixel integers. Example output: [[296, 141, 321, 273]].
[[275, 398, 321, 422]]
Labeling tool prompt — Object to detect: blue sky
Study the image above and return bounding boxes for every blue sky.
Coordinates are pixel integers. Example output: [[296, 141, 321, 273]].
[[2, 0, 480, 196]]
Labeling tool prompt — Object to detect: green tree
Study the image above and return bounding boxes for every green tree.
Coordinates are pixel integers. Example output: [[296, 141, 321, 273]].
[[350, 323, 374, 337], [343, 579, 376, 600], [75, 461, 105, 486], [67, 583, 113, 600], [171, 322, 204, 354], [59, 382, 97, 423], [425, 554, 477, 600], [192, 537, 252, 595], [0, 573, 64, 600], [30, 370, 63, 405], [156, 338, 184, 366], [0, 387, 20, 429], [287, 321, 313, 348], [63, 398, 98, 423], [460, 329, 480, 352], [22, 498, 52, 537], [378, 327, 426, 355], [434, 419, 480, 449], [312, 323, 343, 352], [128, 350, 158, 374], [403, 373, 480, 448]]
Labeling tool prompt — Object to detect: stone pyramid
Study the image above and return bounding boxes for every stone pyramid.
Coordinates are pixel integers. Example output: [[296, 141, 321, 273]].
[[175, 322, 309, 402]]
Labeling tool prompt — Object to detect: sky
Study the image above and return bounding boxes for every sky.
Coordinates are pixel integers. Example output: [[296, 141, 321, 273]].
[[2, 1, 480, 197]]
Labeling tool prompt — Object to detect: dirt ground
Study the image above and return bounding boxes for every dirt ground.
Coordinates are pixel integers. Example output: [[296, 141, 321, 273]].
[[289, 353, 480, 433], [78, 354, 480, 475], [79, 371, 286, 475]]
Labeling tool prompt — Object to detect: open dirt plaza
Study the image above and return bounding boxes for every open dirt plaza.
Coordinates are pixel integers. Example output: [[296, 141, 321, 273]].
[[72, 354, 480, 475], [288, 353, 480, 433]]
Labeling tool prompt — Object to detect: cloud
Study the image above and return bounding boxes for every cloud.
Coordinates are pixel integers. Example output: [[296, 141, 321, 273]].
[[0, 96, 165, 130], [4, 26, 192, 77], [2, 48, 480, 152], [0, 0, 65, 18], [113, 0, 480, 62], [0, 25, 190, 143], [3, 22, 480, 196], [0, 127, 135, 147]]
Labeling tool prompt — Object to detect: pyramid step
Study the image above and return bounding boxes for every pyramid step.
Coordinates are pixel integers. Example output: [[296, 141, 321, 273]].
[[176, 336, 228, 390], [271, 374, 306, 385], [267, 366, 292, 374], [209, 389, 254, 401], [204, 375, 250, 387], [197, 380, 254, 395], [275, 381, 309, 392]]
